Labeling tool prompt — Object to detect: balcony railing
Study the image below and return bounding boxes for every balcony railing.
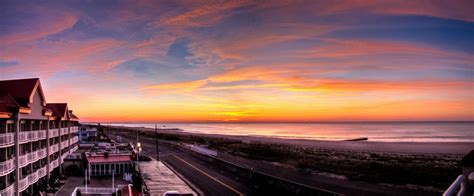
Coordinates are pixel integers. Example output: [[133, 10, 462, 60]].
[[69, 145, 79, 154], [71, 126, 79, 133], [61, 152, 69, 162], [0, 127, 73, 146], [50, 158, 59, 170], [38, 165, 47, 178], [37, 148, 47, 159], [26, 151, 38, 165], [61, 128, 69, 136], [61, 140, 69, 149], [0, 132, 14, 147], [18, 153, 27, 168], [49, 128, 59, 137], [71, 136, 79, 144], [50, 143, 59, 154], [0, 183, 14, 196], [19, 147, 48, 168], [18, 166, 45, 193], [19, 174, 29, 192], [19, 130, 47, 144], [0, 158, 15, 176]]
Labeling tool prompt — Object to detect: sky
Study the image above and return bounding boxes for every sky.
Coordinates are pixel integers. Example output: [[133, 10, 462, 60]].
[[0, 0, 473, 122]]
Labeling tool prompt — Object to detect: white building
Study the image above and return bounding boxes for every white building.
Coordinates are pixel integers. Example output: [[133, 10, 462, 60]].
[[0, 78, 79, 196]]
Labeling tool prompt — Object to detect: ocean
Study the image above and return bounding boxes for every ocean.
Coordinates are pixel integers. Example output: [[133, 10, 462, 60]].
[[105, 122, 474, 142]]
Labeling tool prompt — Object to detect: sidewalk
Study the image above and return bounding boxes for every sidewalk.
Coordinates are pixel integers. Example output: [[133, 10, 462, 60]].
[[139, 159, 196, 195]]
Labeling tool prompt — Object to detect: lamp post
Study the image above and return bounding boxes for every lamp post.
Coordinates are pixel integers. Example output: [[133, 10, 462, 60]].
[[136, 142, 141, 163], [155, 124, 159, 161]]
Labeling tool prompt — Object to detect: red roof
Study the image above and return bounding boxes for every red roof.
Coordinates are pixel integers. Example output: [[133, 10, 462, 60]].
[[0, 93, 20, 114], [87, 155, 131, 164], [46, 103, 68, 118], [0, 78, 42, 107]]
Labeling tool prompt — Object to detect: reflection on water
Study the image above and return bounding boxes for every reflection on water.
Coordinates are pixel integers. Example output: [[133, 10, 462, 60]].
[[108, 122, 474, 142]]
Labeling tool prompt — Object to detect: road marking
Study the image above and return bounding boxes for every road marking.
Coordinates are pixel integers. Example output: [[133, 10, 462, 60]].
[[172, 155, 245, 196]]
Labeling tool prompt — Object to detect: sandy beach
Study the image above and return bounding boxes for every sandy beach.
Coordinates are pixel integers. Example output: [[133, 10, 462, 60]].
[[109, 125, 473, 155]]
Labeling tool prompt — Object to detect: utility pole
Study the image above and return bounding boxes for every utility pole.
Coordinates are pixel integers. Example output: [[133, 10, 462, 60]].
[[155, 124, 159, 161]]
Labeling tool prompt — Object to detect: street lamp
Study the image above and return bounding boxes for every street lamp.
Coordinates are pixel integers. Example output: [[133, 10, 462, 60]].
[[136, 142, 141, 162]]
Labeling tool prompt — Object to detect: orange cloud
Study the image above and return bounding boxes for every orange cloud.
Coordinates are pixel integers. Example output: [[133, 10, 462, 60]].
[[321, 0, 474, 22], [160, 0, 253, 27], [143, 79, 208, 93]]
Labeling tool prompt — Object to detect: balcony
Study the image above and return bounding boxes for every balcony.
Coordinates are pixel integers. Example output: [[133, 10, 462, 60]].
[[0, 132, 14, 147], [61, 128, 69, 136], [69, 145, 79, 154], [18, 167, 43, 193], [61, 140, 69, 149], [50, 143, 59, 154], [38, 165, 47, 178], [71, 126, 79, 133], [70, 136, 79, 144], [19, 130, 47, 144], [0, 183, 14, 196], [19, 147, 47, 168], [50, 158, 59, 170], [37, 148, 47, 159], [19, 174, 29, 192], [61, 151, 69, 162], [0, 158, 15, 176], [49, 128, 59, 137], [28, 169, 39, 185]]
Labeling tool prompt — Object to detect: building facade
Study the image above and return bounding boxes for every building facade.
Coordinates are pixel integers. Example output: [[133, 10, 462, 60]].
[[0, 78, 79, 196]]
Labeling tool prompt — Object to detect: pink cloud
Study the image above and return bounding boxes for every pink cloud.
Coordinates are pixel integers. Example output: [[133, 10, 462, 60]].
[[0, 11, 78, 45], [321, 0, 474, 22]]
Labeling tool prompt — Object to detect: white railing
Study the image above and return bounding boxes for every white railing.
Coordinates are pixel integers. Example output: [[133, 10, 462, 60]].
[[61, 128, 69, 136], [71, 187, 118, 196], [19, 147, 48, 168], [61, 140, 69, 149], [61, 152, 69, 163], [19, 132, 28, 143], [37, 148, 47, 159], [18, 153, 28, 167], [37, 130, 47, 139], [50, 158, 59, 170], [0, 183, 14, 196], [38, 165, 47, 178], [19, 174, 29, 192], [50, 143, 59, 153], [49, 128, 59, 137], [70, 136, 78, 145], [71, 126, 79, 133], [28, 170, 39, 185], [0, 132, 14, 147], [0, 158, 15, 176], [18, 130, 48, 144], [72, 136, 79, 144], [26, 151, 38, 165], [70, 145, 79, 154]]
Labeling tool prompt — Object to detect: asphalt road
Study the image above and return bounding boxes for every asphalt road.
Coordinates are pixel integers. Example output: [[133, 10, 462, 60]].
[[108, 131, 255, 196]]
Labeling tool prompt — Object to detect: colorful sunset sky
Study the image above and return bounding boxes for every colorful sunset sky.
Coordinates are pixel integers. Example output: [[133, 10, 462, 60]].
[[0, 0, 473, 122]]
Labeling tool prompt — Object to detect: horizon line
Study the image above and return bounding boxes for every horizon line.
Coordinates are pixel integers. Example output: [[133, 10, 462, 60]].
[[81, 120, 474, 124]]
